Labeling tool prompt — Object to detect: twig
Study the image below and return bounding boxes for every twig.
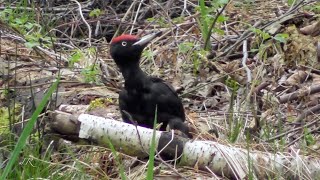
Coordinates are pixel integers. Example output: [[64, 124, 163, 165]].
[[113, 2, 136, 38], [241, 39, 251, 83], [285, 126, 320, 149], [155, 130, 174, 156], [267, 118, 319, 142], [35, 46, 68, 62], [317, 41, 320, 62], [218, 1, 307, 59], [154, 154, 187, 179], [294, 104, 320, 123], [254, 81, 271, 93], [181, 0, 191, 16], [121, 110, 149, 154], [180, 64, 255, 97], [130, 0, 145, 34], [0, 80, 93, 90], [222, 21, 261, 57], [278, 85, 320, 104], [71, 0, 92, 47]]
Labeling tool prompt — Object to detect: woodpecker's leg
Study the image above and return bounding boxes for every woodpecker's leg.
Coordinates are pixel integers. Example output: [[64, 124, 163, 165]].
[[159, 122, 168, 131], [168, 118, 192, 138], [121, 110, 134, 124]]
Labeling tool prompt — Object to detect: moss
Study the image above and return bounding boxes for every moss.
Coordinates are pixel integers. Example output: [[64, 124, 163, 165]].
[[0, 104, 22, 133], [88, 98, 113, 111]]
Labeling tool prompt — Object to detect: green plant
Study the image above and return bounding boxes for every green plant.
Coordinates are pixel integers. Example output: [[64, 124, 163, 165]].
[[192, 49, 207, 75], [246, 132, 254, 180], [0, 2, 55, 50], [68, 49, 84, 67], [250, 27, 271, 41], [197, 0, 229, 50], [273, 33, 289, 43], [277, 116, 285, 152], [0, 5, 53, 49], [225, 77, 242, 142], [228, 117, 242, 143], [68, 48, 101, 83], [287, 0, 296, 6], [0, 104, 21, 134], [178, 42, 208, 75], [89, 9, 102, 18], [146, 17, 169, 28], [178, 42, 194, 54], [81, 64, 100, 83], [142, 49, 155, 62], [146, 107, 158, 180], [250, 27, 289, 44], [1, 77, 60, 179], [1, 140, 94, 179], [304, 128, 316, 146], [172, 16, 185, 24], [25, 32, 52, 49], [250, 27, 289, 61], [304, 3, 320, 14], [106, 138, 126, 179], [261, 122, 273, 140]]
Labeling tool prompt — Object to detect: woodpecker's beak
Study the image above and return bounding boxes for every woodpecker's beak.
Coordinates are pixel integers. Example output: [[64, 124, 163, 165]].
[[133, 31, 162, 47]]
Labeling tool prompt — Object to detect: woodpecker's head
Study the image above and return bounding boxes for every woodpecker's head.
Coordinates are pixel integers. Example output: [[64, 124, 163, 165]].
[[110, 32, 161, 67]]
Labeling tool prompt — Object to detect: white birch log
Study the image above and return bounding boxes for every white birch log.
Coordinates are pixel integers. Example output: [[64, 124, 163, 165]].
[[50, 110, 320, 179], [78, 114, 162, 157], [181, 141, 320, 179]]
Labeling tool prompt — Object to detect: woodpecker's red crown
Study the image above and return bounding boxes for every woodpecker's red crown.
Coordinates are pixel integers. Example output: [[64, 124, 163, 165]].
[[111, 34, 138, 44], [110, 32, 162, 67]]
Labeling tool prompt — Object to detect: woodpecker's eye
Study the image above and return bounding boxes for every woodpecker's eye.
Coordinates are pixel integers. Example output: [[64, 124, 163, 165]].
[[122, 41, 127, 46]]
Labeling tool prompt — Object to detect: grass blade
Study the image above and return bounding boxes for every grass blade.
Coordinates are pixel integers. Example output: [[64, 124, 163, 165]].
[[0, 78, 60, 180], [106, 138, 127, 180], [199, 0, 209, 45], [146, 107, 157, 180]]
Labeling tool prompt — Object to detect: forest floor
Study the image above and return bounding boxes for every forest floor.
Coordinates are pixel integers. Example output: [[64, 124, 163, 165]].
[[0, 0, 320, 179]]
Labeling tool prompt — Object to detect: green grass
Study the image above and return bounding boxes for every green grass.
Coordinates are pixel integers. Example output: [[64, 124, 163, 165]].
[[198, 0, 229, 50], [146, 107, 158, 180], [246, 132, 254, 180], [106, 138, 127, 179], [225, 78, 242, 143], [198, 0, 210, 50], [1, 78, 60, 179]]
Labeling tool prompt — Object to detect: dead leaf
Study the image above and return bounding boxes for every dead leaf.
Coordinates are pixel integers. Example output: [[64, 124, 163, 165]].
[[311, 73, 320, 84], [300, 21, 320, 37], [285, 70, 308, 86]]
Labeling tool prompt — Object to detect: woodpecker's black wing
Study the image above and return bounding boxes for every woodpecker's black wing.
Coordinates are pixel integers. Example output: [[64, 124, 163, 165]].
[[119, 88, 152, 126], [148, 77, 192, 138], [148, 77, 185, 119], [149, 76, 179, 97]]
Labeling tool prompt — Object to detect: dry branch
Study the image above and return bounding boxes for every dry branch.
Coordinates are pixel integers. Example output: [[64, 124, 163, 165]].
[[317, 41, 320, 62], [278, 85, 320, 103], [295, 104, 320, 123], [50, 107, 320, 179]]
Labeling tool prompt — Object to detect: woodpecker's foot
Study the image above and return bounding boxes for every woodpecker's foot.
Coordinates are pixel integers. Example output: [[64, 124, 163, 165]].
[[168, 118, 193, 139]]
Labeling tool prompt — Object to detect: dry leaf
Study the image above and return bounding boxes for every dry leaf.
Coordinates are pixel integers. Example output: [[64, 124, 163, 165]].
[[300, 21, 320, 37], [285, 70, 308, 86], [311, 73, 320, 84]]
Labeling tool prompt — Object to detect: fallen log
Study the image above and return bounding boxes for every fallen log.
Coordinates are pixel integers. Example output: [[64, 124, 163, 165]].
[[50, 108, 320, 179]]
